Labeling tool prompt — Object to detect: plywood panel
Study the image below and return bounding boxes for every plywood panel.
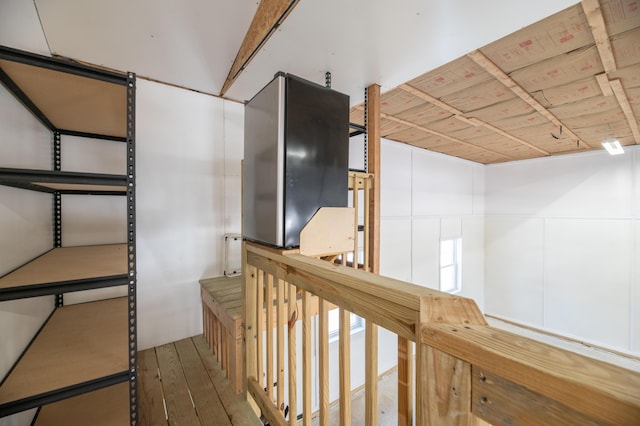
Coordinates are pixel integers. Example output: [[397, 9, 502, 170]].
[[544, 219, 632, 350], [0, 298, 128, 404], [484, 217, 544, 326], [0, 59, 126, 137], [0, 244, 127, 289]]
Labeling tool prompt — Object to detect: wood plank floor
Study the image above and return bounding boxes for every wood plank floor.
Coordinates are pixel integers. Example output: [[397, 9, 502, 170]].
[[138, 335, 261, 426]]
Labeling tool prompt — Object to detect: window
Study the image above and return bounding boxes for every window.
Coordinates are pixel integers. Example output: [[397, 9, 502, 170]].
[[440, 237, 462, 294], [327, 308, 364, 341]]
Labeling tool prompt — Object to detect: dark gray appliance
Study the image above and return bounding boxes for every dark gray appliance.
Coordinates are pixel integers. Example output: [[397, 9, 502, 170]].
[[243, 72, 349, 249]]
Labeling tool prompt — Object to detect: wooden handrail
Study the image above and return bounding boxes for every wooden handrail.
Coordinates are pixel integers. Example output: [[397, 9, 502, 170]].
[[244, 241, 640, 425]]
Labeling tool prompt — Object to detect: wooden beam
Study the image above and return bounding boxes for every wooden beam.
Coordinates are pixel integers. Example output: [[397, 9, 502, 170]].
[[220, 0, 300, 96], [247, 377, 288, 426], [400, 84, 550, 156], [378, 110, 513, 160], [366, 84, 381, 274], [467, 50, 592, 149], [397, 337, 413, 426], [365, 321, 379, 425], [421, 323, 640, 425], [596, 72, 613, 96], [610, 79, 640, 144], [582, 0, 617, 73]]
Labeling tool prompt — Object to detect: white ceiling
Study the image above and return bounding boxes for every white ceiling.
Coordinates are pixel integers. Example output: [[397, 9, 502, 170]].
[[1, 0, 579, 106]]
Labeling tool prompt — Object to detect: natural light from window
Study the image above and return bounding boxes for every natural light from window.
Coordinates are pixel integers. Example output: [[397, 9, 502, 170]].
[[440, 237, 462, 294]]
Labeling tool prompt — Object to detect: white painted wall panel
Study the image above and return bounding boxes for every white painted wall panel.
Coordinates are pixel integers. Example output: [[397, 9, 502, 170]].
[[135, 79, 228, 349], [0, 0, 49, 55], [61, 195, 127, 246], [461, 216, 484, 309], [381, 140, 412, 218], [411, 218, 439, 289], [223, 101, 244, 235], [61, 136, 126, 175], [633, 220, 640, 354], [380, 218, 412, 282], [412, 149, 474, 216], [544, 219, 631, 351], [485, 217, 545, 326], [486, 151, 634, 218]]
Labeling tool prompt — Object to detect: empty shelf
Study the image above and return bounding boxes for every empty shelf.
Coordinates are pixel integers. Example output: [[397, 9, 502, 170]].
[[0, 297, 129, 416], [0, 244, 128, 301], [33, 382, 130, 426]]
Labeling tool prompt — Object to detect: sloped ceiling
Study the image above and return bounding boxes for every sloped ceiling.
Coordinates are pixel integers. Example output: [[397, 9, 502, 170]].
[[2, 0, 636, 164]]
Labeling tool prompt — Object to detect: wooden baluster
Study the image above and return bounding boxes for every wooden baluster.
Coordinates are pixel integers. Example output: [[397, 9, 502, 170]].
[[363, 176, 371, 272], [339, 307, 351, 425], [245, 264, 258, 396], [365, 321, 378, 425], [302, 291, 312, 426], [352, 174, 359, 270], [318, 299, 329, 426], [277, 279, 285, 413], [266, 273, 274, 402], [398, 337, 413, 426], [256, 271, 264, 391], [288, 283, 298, 425]]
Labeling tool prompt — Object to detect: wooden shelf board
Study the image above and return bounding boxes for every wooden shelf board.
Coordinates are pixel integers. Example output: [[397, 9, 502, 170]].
[[33, 182, 127, 192], [0, 297, 128, 406], [0, 59, 127, 138], [33, 382, 130, 426], [0, 244, 127, 290]]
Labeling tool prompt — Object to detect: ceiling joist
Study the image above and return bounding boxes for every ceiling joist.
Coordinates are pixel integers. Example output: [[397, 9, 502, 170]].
[[610, 79, 640, 144], [375, 109, 513, 160], [467, 50, 592, 149], [220, 0, 300, 96], [400, 84, 550, 156], [581, 0, 617, 73]]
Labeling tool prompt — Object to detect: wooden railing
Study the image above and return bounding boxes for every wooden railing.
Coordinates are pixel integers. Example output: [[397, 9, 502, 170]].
[[243, 241, 640, 425]]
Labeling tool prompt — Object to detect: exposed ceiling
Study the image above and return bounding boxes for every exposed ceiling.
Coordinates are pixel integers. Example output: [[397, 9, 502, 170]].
[[1, 0, 637, 164], [349, 1, 640, 164]]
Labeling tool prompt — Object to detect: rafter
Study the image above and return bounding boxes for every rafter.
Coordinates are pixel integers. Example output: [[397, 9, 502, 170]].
[[220, 0, 300, 96], [400, 84, 550, 156], [467, 50, 592, 149]]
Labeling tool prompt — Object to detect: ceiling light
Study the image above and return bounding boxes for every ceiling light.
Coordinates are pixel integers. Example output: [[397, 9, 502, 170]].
[[601, 137, 624, 155]]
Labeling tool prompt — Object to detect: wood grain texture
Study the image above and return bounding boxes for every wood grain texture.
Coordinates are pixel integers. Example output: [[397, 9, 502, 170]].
[[472, 366, 599, 426], [244, 266, 258, 398], [339, 307, 351, 425], [287, 283, 298, 425], [366, 84, 381, 274], [365, 321, 379, 426], [34, 382, 130, 426], [425, 347, 471, 425], [220, 0, 300, 95], [247, 377, 287, 426], [301, 291, 312, 426], [0, 59, 127, 137], [174, 338, 232, 426], [582, 0, 617, 73], [318, 299, 330, 426], [193, 336, 261, 426], [154, 342, 200, 425], [276, 279, 285, 412], [0, 244, 127, 289], [265, 273, 274, 402], [421, 323, 640, 425], [0, 297, 128, 405], [421, 295, 488, 326], [299, 207, 355, 257], [397, 336, 413, 426], [138, 348, 167, 426]]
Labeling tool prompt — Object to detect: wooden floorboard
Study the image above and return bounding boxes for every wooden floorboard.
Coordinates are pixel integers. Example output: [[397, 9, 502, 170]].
[[139, 336, 260, 426]]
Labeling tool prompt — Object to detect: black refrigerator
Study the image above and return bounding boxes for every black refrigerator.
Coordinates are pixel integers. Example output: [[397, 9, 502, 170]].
[[243, 72, 350, 249]]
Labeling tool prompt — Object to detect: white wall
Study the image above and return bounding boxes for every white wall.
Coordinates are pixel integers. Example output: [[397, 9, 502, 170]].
[[485, 147, 640, 356], [379, 139, 486, 307]]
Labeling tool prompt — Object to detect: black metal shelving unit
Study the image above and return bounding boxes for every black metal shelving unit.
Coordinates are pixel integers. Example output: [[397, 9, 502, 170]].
[[0, 45, 137, 425]]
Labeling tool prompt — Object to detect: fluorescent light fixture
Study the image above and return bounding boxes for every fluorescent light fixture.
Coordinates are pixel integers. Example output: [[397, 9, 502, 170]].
[[601, 137, 624, 155]]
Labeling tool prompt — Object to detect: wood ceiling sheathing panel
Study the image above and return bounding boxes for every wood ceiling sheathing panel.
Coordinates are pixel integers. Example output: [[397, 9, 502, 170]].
[[385, 127, 433, 144], [599, 0, 640, 36], [532, 76, 602, 107], [380, 117, 408, 137], [509, 45, 604, 92], [480, 5, 593, 73], [468, 97, 534, 122], [573, 119, 632, 141], [611, 27, 640, 69], [349, 107, 364, 126], [558, 105, 625, 129], [507, 122, 560, 142], [0, 60, 126, 138], [411, 135, 452, 150], [395, 103, 451, 127], [491, 112, 549, 131], [406, 56, 492, 99], [447, 125, 497, 141], [421, 116, 472, 134], [549, 95, 621, 119], [610, 64, 640, 88], [440, 79, 516, 114], [379, 89, 425, 115]]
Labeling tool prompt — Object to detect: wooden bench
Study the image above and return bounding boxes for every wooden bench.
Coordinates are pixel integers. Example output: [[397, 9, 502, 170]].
[[200, 275, 244, 395]]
